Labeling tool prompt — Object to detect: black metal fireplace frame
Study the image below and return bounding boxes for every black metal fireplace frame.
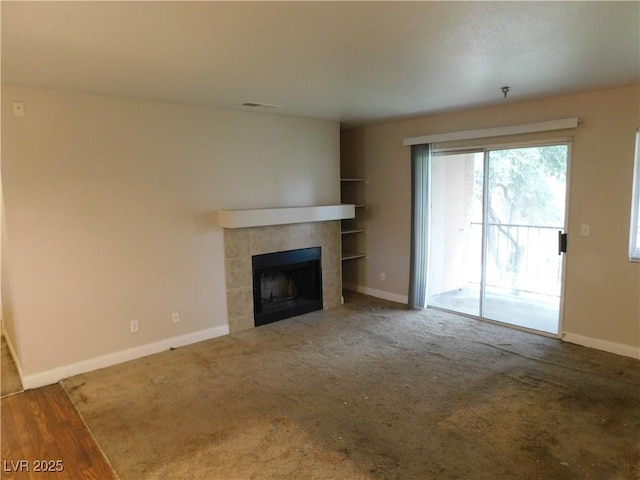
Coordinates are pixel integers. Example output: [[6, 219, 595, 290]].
[[252, 247, 323, 327]]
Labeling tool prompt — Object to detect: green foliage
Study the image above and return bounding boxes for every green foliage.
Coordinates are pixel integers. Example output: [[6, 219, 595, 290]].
[[475, 145, 567, 227]]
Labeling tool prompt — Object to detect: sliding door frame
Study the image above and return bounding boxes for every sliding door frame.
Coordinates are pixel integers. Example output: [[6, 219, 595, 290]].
[[430, 138, 573, 339]]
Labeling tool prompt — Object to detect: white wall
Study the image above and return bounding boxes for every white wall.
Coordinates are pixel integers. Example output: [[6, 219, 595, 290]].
[[1, 84, 340, 383]]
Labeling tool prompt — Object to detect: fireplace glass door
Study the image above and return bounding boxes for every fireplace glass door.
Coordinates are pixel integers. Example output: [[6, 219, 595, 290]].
[[252, 247, 323, 326]]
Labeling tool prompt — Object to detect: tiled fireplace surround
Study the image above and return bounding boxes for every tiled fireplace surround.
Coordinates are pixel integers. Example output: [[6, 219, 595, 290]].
[[223, 221, 342, 333]]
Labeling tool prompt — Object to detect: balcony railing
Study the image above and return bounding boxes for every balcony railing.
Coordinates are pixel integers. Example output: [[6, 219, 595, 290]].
[[470, 222, 562, 297]]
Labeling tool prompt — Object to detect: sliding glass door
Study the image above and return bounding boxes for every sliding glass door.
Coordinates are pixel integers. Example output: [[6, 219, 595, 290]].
[[427, 144, 568, 334], [428, 152, 484, 317]]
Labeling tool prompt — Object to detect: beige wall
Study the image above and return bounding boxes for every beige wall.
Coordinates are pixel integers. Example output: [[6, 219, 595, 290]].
[[1, 84, 340, 378], [341, 84, 640, 352]]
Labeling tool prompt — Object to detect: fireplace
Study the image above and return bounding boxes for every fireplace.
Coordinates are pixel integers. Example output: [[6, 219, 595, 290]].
[[252, 247, 323, 326], [222, 221, 342, 333]]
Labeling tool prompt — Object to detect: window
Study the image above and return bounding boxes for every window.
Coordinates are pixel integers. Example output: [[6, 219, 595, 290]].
[[629, 129, 640, 262]]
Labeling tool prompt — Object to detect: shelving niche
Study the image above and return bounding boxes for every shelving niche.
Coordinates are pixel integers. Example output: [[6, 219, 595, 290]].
[[340, 178, 367, 261]]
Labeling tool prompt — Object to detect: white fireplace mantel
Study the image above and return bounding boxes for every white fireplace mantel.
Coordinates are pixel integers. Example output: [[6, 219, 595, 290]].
[[217, 204, 355, 229]]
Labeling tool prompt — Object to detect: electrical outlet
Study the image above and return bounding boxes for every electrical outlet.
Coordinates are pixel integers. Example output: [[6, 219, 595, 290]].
[[172, 311, 180, 324], [380, 272, 386, 282], [130, 320, 139, 333]]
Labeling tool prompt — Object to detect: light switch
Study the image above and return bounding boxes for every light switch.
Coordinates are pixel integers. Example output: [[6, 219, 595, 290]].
[[580, 224, 590, 237]]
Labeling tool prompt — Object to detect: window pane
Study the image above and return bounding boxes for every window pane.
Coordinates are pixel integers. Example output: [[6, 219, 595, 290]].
[[427, 152, 484, 316]]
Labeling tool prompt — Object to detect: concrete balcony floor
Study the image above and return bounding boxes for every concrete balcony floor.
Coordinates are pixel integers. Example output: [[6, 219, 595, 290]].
[[428, 286, 559, 334]]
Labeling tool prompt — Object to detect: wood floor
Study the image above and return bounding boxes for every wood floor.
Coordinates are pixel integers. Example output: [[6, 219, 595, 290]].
[[1, 384, 117, 480]]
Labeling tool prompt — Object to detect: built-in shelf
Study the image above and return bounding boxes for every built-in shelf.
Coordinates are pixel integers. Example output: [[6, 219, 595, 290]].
[[340, 178, 367, 263], [341, 252, 367, 261]]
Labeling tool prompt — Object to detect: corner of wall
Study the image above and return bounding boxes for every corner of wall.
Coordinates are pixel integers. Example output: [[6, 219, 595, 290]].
[[0, 184, 23, 375]]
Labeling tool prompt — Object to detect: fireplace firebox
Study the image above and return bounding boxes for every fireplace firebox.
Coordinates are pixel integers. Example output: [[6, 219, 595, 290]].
[[252, 247, 323, 326]]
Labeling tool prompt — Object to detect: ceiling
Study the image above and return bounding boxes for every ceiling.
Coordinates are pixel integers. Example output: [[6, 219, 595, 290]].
[[2, 1, 639, 127]]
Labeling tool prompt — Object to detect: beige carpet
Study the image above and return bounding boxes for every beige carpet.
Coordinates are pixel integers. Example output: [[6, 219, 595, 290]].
[[62, 293, 640, 479]]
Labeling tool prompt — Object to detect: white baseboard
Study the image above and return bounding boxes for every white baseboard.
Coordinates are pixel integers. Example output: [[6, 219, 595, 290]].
[[562, 332, 640, 360], [343, 282, 409, 305], [21, 325, 230, 390]]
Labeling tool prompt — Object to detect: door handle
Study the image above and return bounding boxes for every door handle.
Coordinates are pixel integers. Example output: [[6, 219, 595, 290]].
[[558, 231, 568, 255]]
